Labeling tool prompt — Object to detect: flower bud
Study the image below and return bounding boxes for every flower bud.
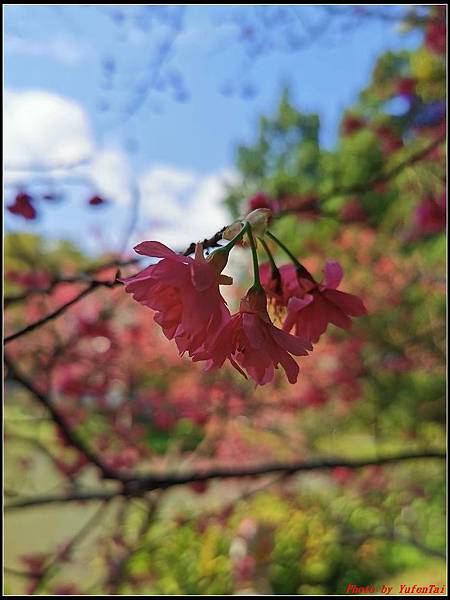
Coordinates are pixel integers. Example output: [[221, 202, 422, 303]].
[[244, 208, 272, 237], [222, 220, 245, 242], [240, 286, 269, 319]]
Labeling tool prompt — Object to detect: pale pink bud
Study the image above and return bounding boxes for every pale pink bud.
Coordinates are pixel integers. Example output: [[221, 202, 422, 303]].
[[244, 207, 272, 236]]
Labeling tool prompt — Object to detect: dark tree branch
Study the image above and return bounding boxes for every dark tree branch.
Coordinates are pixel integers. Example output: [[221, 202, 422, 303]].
[[122, 449, 446, 493], [4, 258, 139, 306], [5, 490, 119, 510], [279, 132, 446, 218], [4, 355, 122, 481], [5, 450, 445, 510], [327, 132, 446, 199], [5, 133, 443, 340], [186, 133, 446, 252], [4, 278, 120, 344], [182, 226, 227, 256], [33, 501, 111, 594], [106, 498, 158, 594], [4, 349, 446, 508]]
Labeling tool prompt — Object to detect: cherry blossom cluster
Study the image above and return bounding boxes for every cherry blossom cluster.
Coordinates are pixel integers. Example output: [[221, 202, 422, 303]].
[[122, 208, 367, 385], [6, 190, 107, 220]]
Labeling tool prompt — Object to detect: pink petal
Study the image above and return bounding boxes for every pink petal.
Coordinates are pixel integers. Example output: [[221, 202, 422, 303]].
[[228, 355, 248, 379], [324, 290, 368, 316], [290, 296, 329, 343], [242, 313, 266, 350], [120, 263, 156, 284], [190, 259, 216, 292], [133, 241, 184, 260], [275, 349, 300, 384], [283, 294, 314, 333], [320, 296, 353, 330], [323, 261, 344, 290], [271, 325, 312, 355]]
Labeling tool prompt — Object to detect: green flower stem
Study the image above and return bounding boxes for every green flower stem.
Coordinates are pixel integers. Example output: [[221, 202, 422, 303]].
[[246, 224, 262, 289], [266, 230, 300, 266], [266, 230, 315, 282], [259, 237, 279, 276], [215, 221, 249, 256]]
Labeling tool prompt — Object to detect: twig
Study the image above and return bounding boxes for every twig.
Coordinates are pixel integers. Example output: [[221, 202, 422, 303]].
[[5, 489, 118, 510], [186, 133, 445, 253], [5, 133, 443, 336], [122, 449, 446, 492], [106, 498, 158, 594], [4, 355, 122, 481], [183, 226, 227, 256], [4, 259, 138, 306], [4, 279, 120, 344], [33, 500, 111, 594], [5, 450, 445, 510]]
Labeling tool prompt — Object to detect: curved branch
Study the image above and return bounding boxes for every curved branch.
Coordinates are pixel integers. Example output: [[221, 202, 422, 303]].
[[184, 133, 446, 252], [4, 355, 122, 481], [4, 259, 138, 306], [33, 501, 111, 594], [4, 279, 120, 344], [123, 449, 446, 493], [5, 490, 119, 511], [5, 450, 445, 510], [183, 226, 227, 256]]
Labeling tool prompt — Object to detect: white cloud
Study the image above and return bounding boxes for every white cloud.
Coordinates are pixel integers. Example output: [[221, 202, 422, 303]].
[[5, 34, 87, 65], [135, 166, 239, 249], [139, 166, 197, 221], [4, 88, 238, 258], [4, 89, 94, 170], [4, 89, 134, 209], [88, 148, 133, 207]]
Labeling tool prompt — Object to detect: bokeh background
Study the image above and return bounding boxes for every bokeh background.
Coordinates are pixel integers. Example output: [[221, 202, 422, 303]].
[[4, 5, 446, 596]]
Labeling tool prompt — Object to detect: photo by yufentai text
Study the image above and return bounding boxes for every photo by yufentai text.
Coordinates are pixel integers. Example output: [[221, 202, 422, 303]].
[[346, 584, 446, 595]]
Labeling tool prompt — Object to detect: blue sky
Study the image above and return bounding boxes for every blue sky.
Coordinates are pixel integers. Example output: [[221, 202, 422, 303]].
[[4, 5, 423, 255]]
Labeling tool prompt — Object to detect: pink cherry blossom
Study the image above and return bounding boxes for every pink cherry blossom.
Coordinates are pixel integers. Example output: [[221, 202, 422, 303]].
[[259, 263, 300, 310], [7, 192, 37, 220], [414, 194, 446, 235], [122, 241, 232, 356], [194, 288, 312, 385], [283, 261, 367, 344], [88, 194, 107, 206], [248, 192, 275, 212]]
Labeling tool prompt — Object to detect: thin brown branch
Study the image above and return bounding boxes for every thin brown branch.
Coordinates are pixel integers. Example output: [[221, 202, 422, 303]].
[[5, 489, 119, 511], [4, 567, 34, 578], [4, 278, 120, 344], [122, 449, 446, 493], [4, 259, 138, 306], [185, 133, 446, 253], [281, 132, 446, 216], [5, 450, 445, 510], [183, 226, 227, 256], [338, 132, 446, 196], [4, 355, 123, 481], [33, 501, 111, 594], [106, 498, 158, 594]]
